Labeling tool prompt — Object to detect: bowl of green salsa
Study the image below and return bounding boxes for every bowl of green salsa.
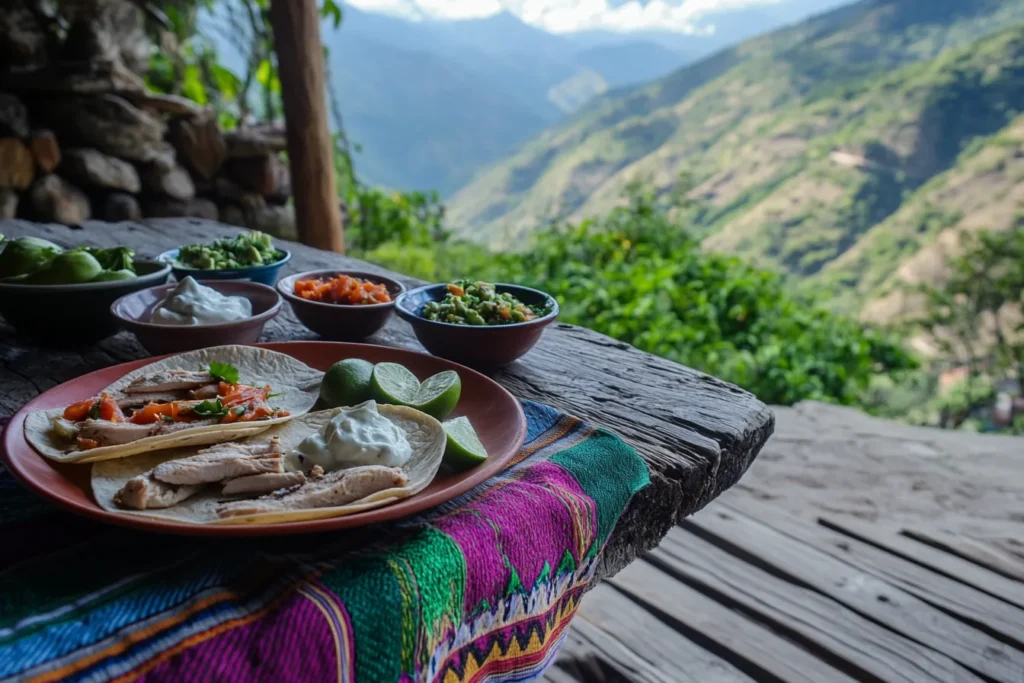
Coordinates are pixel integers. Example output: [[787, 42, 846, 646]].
[[395, 280, 558, 369]]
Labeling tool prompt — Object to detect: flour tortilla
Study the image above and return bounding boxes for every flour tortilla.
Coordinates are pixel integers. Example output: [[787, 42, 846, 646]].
[[26, 346, 324, 464], [90, 404, 447, 525]]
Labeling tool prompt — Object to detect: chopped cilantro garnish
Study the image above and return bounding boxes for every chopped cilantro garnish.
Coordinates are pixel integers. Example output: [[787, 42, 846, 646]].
[[209, 361, 239, 385], [88, 401, 101, 420], [192, 398, 229, 418], [160, 414, 175, 423], [267, 392, 283, 399]]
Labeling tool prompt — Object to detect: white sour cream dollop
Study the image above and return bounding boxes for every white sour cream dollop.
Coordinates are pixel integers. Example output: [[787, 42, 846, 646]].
[[151, 277, 253, 326], [287, 401, 412, 472]]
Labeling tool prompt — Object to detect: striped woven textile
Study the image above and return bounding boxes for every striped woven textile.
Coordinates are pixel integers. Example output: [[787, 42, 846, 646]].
[[0, 400, 649, 683]]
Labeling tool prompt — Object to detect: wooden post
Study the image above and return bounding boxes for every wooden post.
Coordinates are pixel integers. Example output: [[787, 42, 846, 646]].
[[267, 0, 345, 253]]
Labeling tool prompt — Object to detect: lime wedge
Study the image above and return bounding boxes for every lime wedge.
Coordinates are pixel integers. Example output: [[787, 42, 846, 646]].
[[371, 362, 462, 420], [319, 358, 375, 408], [443, 416, 488, 470]]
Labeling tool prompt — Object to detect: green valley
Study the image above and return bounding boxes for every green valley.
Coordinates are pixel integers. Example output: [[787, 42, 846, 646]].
[[448, 0, 1024, 320]]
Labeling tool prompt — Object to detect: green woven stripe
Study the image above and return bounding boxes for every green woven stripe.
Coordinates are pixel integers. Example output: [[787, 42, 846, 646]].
[[385, 527, 465, 672], [320, 528, 465, 680], [549, 429, 650, 547], [320, 555, 405, 682]]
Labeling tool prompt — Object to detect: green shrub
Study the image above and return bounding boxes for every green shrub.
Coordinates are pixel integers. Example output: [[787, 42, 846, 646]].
[[366, 186, 916, 406]]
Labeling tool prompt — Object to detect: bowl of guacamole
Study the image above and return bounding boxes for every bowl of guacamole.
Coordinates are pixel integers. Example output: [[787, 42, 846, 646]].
[[395, 280, 558, 369], [159, 231, 290, 286]]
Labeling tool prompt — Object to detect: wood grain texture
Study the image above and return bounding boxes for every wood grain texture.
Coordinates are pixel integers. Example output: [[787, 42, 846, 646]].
[[689, 505, 1024, 682], [820, 516, 1024, 610], [554, 617, 674, 683], [266, 0, 344, 253], [0, 218, 773, 581], [609, 560, 859, 683], [576, 584, 753, 683], [723, 496, 1024, 648], [903, 527, 1024, 583], [653, 521, 984, 683]]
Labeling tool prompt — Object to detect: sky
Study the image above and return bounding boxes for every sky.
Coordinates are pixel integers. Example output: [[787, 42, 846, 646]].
[[344, 0, 801, 34]]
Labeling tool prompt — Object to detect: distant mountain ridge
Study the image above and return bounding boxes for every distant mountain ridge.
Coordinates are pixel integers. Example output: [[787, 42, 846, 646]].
[[325, 4, 694, 194], [447, 0, 1024, 320]]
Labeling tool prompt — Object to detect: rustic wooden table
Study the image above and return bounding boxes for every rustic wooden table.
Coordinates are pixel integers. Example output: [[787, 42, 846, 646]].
[[0, 218, 774, 580]]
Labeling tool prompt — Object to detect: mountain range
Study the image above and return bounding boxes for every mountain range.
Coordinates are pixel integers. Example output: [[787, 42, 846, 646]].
[[208, 0, 858, 194], [321, 1, 858, 193], [448, 0, 1024, 322]]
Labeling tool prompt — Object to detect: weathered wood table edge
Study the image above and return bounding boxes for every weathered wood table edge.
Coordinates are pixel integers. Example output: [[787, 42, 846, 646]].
[[0, 218, 776, 579]]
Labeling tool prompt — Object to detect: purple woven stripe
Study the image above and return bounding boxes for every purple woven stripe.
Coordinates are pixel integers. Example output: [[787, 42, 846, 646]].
[[432, 462, 595, 612], [137, 588, 338, 683]]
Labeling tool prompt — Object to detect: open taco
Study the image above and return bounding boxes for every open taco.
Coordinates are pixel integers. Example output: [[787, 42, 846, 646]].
[[25, 346, 323, 464], [90, 402, 446, 525]]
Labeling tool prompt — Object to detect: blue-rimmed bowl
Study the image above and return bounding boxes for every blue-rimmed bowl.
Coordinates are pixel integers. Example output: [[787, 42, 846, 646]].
[[394, 283, 559, 370], [158, 248, 291, 286]]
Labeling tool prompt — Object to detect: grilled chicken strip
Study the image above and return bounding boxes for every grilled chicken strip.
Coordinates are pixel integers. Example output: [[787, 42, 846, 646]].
[[115, 392, 182, 409], [217, 466, 407, 519], [115, 474, 203, 510], [152, 439, 284, 486], [222, 471, 306, 496], [124, 370, 214, 395], [189, 384, 222, 400], [76, 419, 217, 447]]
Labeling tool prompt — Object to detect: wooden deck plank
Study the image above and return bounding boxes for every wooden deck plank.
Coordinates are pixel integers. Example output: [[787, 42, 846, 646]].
[[821, 516, 1024, 610], [609, 559, 859, 683], [723, 497, 1024, 648], [689, 505, 1024, 682], [903, 527, 1024, 583], [576, 584, 754, 683], [652, 524, 984, 683], [554, 615, 677, 683]]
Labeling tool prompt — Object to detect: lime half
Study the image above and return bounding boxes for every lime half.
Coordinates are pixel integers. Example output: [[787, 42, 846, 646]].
[[371, 363, 462, 420], [443, 416, 488, 470], [319, 358, 375, 408]]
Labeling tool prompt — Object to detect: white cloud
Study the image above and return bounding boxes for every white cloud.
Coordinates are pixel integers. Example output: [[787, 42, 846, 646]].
[[346, 0, 791, 33]]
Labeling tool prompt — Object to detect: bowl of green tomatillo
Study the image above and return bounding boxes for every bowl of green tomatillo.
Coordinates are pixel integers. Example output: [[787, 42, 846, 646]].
[[0, 236, 171, 345]]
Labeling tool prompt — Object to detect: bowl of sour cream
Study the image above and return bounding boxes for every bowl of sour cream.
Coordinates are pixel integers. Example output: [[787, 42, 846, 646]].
[[110, 277, 283, 355]]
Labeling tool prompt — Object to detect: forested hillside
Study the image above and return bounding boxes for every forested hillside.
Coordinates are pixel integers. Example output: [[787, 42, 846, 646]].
[[449, 0, 1024, 319]]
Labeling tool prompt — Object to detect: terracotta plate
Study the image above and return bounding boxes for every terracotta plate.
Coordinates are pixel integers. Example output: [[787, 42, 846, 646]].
[[1, 342, 527, 537]]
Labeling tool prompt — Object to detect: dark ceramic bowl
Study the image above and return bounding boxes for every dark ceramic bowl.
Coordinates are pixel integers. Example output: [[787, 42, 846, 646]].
[[277, 270, 406, 341], [158, 248, 291, 286], [394, 283, 559, 370], [0, 259, 172, 345], [111, 280, 282, 355]]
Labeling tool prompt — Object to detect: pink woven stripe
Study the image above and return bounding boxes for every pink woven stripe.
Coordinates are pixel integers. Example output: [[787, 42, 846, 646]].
[[433, 462, 596, 612], [137, 588, 338, 683]]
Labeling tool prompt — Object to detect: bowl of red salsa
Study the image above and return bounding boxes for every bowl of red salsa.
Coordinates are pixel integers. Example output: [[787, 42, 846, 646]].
[[277, 270, 406, 341]]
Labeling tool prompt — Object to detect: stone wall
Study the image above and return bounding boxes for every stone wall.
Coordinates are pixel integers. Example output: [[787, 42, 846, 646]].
[[0, 0, 297, 240]]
